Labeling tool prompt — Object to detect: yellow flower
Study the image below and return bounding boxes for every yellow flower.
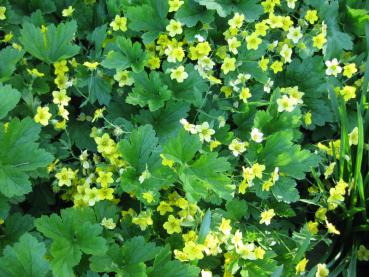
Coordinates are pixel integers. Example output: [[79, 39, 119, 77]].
[[227, 37, 241, 54], [163, 215, 182, 234], [169, 0, 184, 12], [170, 65, 188, 83], [246, 32, 262, 50], [312, 33, 327, 50], [92, 107, 106, 122], [83, 61, 99, 71], [307, 221, 319, 235], [96, 170, 114, 187], [34, 106, 52, 126], [254, 247, 266, 259], [98, 187, 114, 200], [270, 60, 283, 74], [343, 63, 357, 78], [228, 12, 244, 29], [259, 56, 269, 71], [142, 191, 155, 203], [27, 68, 45, 78], [252, 163, 265, 179], [58, 105, 69, 120], [101, 217, 116, 229], [160, 154, 174, 167], [219, 218, 232, 236], [315, 207, 327, 221], [239, 87, 252, 103], [339, 85, 356, 102], [2, 32, 13, 43], [110, 15, 127, 32], [0, 6, 6, 20], [95, 133, 116, 155], [157, 201, 173, 215], [260, 209, 275, 225], [53, 60, 69, 76], [326, 221, 340, 235], [316, 263, 329, 277], [52, 90, 71, 106], [304, 112, 312, 126], [147, 55, 161, 70], [132, 211, 153, 230], [62, 6, 75, 17], [165, 46, 185, 62], [296, 258, 308, 274], [114, 70, 134, 87], [305, 10, 318, 24], [183, 241, 204, 260], [166, 19, 183, 37], [255, 21, 269, 37], [210, 140, 221, 151], [221, 57, 236, 74], [55, 167, 75, 187]]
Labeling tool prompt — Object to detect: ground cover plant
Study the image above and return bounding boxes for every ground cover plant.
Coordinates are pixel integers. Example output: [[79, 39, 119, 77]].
[[0, 0, 369, 276]]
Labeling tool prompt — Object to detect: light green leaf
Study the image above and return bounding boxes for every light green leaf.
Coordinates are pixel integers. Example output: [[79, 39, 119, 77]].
[[0, 47, 24, 82], [127, 71, 172, 111], [271, 177, 300, 203], [0, 233, 50, 277], [19, 20, 80, 64], [0, 84, 21, 120], [175, 0, 214, 27]]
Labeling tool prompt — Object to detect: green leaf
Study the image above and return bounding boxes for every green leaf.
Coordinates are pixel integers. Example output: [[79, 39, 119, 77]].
[[198, 209, 211, 243], [0, 84, 21, 120], [180, 152, 233, 202], [89, 75, 112, 106], [118, 124, 160, 172], [0, 118, 53, 198], [271, 177, 300, 203], [122, 236, 161, 265], [194, 0, 263, 22], [135, 101, 191, 142], [0, 47, 24, 82], [102, 36, 147, 73], [126, 0, 169, 43], [0, 233, 50, 277], [175, 0, 214, 27], [19, 20, 80, 64], [127, 71, 172, 111], [260, 130, 319, 180], [35, 207, 107, 277], [163, 129, 201, 164], [226, 199, 248, 221], [347, 6, 369, 36]]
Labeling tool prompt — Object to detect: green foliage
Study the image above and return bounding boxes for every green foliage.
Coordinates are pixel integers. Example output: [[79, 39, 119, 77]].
[[102, 36, 147, 73], [127, 71, 172, 111], [19, 20, 80, 64], [126, 0, 169, 43], [175, 0, 214, 27], [0, 233, 50, 277], [0, 84, 21, 120], [0, 47, 24, 82], [35, 207, 107, 277], [0, 118, 53, 198]]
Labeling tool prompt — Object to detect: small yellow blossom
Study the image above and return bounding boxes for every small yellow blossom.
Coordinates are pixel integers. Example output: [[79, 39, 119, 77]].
[[0, 6, 6, 20], [307, 221, 319, 235], [169, 0, 184, 12], [221, 57, 236, 74], [270, 60, 283, 74], [34, 106, 52, 126], [101, 217, 116, 229], [343, 63, 357, 78], [316, 263, 329, 277], [157, 201, 173, 215], [166, 19, 183, 37], [339, 85, 356, 102], [246, 33, 262, 50], [52, 90, 71, 106], [62, 6, 75, 17], [27, 68, 45, 78], [55, 167, 75, 187], [160, 154, 174, 167], [83, 61, 99, 71], [296, 258, 308, 274], [260, 209, 275, 225], [305, 10, 318, 24], [110, 15, 127, 32], [163, 215, 182, 234]]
